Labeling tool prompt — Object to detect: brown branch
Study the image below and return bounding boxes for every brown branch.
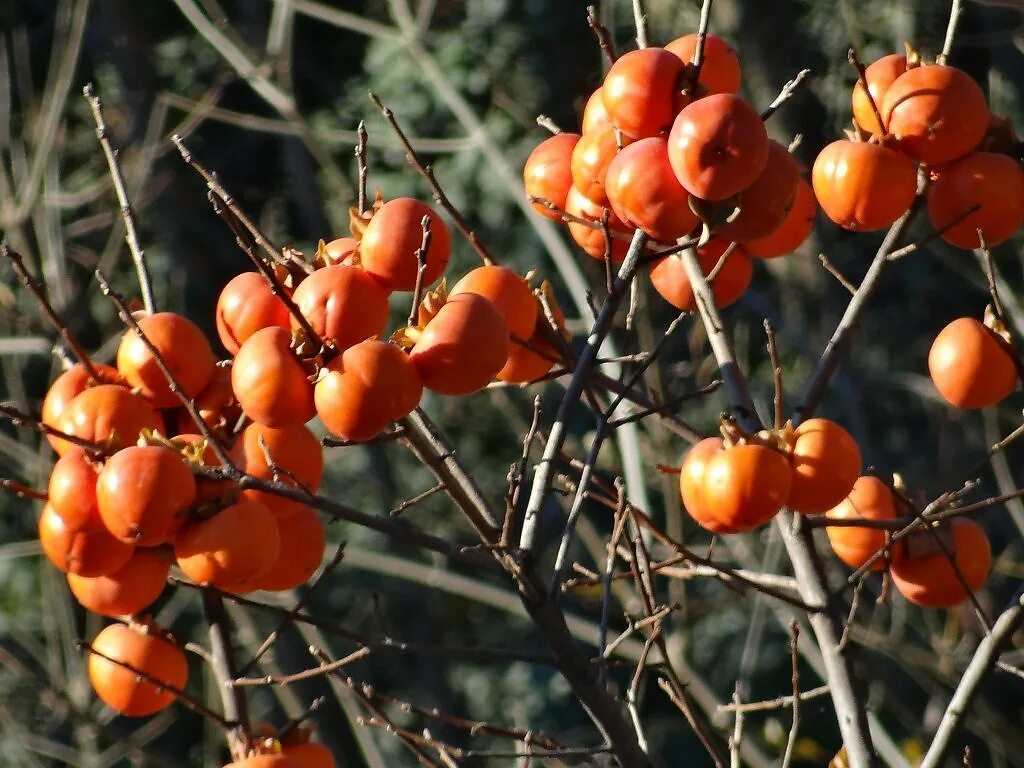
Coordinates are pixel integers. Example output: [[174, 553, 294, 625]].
[[407, 215, 433, 327], [356, 120, 369, 214], [201, 589, 251, 759], [586, 5, 616, 65], [232, 646, 371, 687]]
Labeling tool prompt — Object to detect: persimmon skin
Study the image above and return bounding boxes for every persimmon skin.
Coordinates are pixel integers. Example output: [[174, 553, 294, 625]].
[[48, 447, 102, 532], [42, 363, 121, 451], [497, 297, 566, 384], [716, 140, 800, 242], [928, 317, 1018, 409], [811, 140, 917, 231], [524, 133, 580, 220], [700, 444, 791, 532], [216, 272, 291, 355], [359, 198, 452, 291], [231, 422, 324, 519], [315, 340, 423, 442], [283, 742, 335, 768], [117, 312, 216, 409], [53, 384, 163, 457], [289, 265, 390, 351], [852, 54, 907, 136], [232, 327, 316, 428], [409, 293, 510, 396], [67, 547, 171, 617], [581, 88, 611, 134], [649, 239, 752, 312], [449, 266, 538, 340], [927, 152, 1024, 249], [564, 186, 635, 261], [679, 437, 743, 534], [605, 137, 699, 243], [891, 518, 991, 608], [175, 500, 280, 593], [96, 445, 198, 547], [744, 177, 817, 258], [247, 506, 326, 592], [882, 64, 988, 166], [825, 476, 899, 571], [668, 94, 768, 201], [39, 503, 134, 577], [664, 33, 741, 95], [322, 237, 359, 266], [602, 48, 686, 140], [87, 622, 187, 717], [786, 418, 862, 515], [223, 757, 300, 768]]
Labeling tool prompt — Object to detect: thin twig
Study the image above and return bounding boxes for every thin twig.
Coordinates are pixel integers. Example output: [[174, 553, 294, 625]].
[[818, 253, 857, 295], [535, 115, 562, 135], [780, 621, 801, 768], [760, 69, 812, 122], [356, 120, 369, 214], [938, 0, 964, 65], [407, 215, 433, 327], [631, 0, 648, 49], [847, 50, 885, 135], [202, 589, 251, 759], [765, 319, 784, 430], [232, 646, 371, 687], [585, 5, 616, 65], [84, 84, 155, 315]]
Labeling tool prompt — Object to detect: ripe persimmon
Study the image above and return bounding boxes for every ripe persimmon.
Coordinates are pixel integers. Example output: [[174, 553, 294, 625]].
[[117, 312, 216, 409], [87, 621, 187, 716], [47, 447, 102, 532], [743, 177, 817, 258], [851, 53, 907, 136], [359, 198, 451, 291], [449, 265, 539, 340], [498, 293, 566, 384], [524, 133, 580, 220], [315, 340, 423, 442], [67, 547, 171, 617], [891, 518, 991, 607], [648, 240, 753, 312], [700, 442, 791, 532], [602, 48, 686, 140], [289, 264, 390, 351], [679, 437, 741, 534], [39, 503, 134, 577], [825, 476, 899, 570], [283, 741, 335, 768], [716, 140, 800, 242], [812, 139, 917, 231], [605, 136, 699, 243], [322, 237, 358, 266], [409, 293, 510, 396], [231, 422, 324, 518], [564, 186, 635, 261], [216, 272, 291, 355], [664, 33, 741, 95], [581, 88, 611, 134], [223, 756, 299, 768], [174, 500, 280, 592], [926, 152, 1024, 249], [882, 64, 988, 166], [173, 364, 238, 436], [570, 126, 629, 207], [247, 506, 325, 592], [231, 327, 316, 428], [928, 317, 1017, 409], [786, 418, 861, 514], [41, 363, 120, 451], [96, 445, 197, 547], [53, 384, 163, 456], [668, 93, 769, 201]]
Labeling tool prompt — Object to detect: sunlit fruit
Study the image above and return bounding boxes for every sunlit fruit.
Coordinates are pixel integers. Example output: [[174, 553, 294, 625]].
[[649, 240, 752, 312], [117, 312, 216, 409], [851, 53, 907, 136], [812, 139, 917, 231], [87, 621, 187, 716], [890, 518, 991, 607], [928, 317, 1017, 409], [524, 133, 580, 220], [231, 422, 324, 519], [231, 327, 316, 428], [175, 500, 280, 592], [926, 152, 1024, 249], [216, 272, 291, 355], [664, 32, 741, 95], [359, 198, 452, 291], [825, 476, 899, 570], [602, 48, 686, 139], [786, 418, 861, 514], [68, 547, 171, 617]]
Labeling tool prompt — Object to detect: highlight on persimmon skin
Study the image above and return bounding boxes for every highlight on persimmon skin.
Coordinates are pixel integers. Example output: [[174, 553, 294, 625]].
[[926, 152, 1024, 250], [67, 547, 171, 617], [648, 240, 753, 313], [890, 518, 991, 608], [315, 340, 423, 443], [811, 139, 917, 231], [53, 383, 164, 456], [322, 237, 359, 266], [231, 422, 324, 519], [570, 126, 629, 207], [359, 197, 452, 291], [601, 47, 686, 140], [679, 437, 743, 534], [825, 475, 899, 571], [174, 500, 280, 593], [96, 445, 198, 547], [409, 293, 510, 396], [563, 185, 635, 261], [664, 32, 742, 95], [39, 503, 135, 577], [289, 264, 390, 351], [231, 326, 316, 428], [87, 621, 188, 717], [928, 317, 1018, 409], [524, 132, 580, 220], [743, 176, 817, 258], [786, 418, 861, 515], [881, 64, 988, 166], [449, 265, 539, 341], [47, 446, 102, 532], [117, 312, 216, 409], [699, 442, 791, 532], [667, 93, 769, 201], [605, 136, 699, 243], [246, 505, 326, 592], [581, 88, 611, 134], [223, 755, 301, 768], [41, 363, 121, 451], [851, 53, 907, 136], [216, 272, 291, 355]]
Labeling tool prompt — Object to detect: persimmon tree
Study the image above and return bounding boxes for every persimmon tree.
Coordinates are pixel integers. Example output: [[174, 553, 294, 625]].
[[2, 1, 1024, 767]]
